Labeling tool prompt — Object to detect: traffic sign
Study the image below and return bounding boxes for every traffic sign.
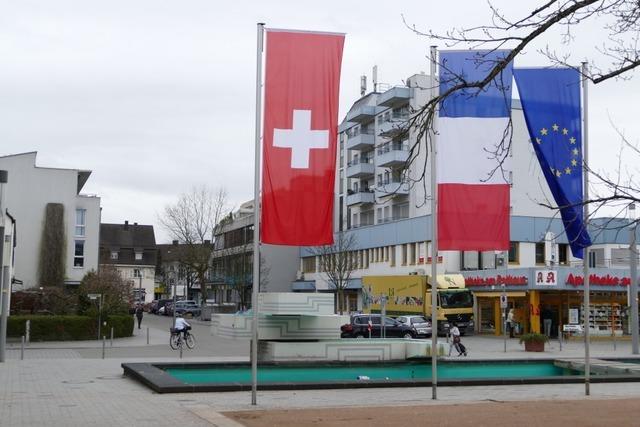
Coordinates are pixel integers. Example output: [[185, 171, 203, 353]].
[[500, 293, 508, 309]]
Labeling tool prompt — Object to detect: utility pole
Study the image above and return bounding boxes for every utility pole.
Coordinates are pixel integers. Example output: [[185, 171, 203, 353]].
[[629, 203, 638, 354], [0, 170, 8, 362]]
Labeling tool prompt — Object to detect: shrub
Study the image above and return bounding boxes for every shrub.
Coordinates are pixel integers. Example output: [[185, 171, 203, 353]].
[[7, 315, 134, 341], [518, 333, 549, 345]]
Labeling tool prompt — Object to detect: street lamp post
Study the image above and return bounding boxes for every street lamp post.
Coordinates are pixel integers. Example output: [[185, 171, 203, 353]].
[[629, 203, 638, 354], [171, 270, 177, 328]]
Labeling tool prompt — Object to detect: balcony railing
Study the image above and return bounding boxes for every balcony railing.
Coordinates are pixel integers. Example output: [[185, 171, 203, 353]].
[[377, 145, 410, 167], [346, 188, 375, 206], [378, 86, 411, 107], [346, 129, 375, 151], [375, 180, 410, 197]]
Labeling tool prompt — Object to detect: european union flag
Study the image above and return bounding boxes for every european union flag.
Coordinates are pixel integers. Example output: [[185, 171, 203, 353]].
[[513, 68, 592, 258]]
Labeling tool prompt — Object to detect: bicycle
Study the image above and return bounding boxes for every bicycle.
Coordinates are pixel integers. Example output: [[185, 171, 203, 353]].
[[169, 327, 196, 350]]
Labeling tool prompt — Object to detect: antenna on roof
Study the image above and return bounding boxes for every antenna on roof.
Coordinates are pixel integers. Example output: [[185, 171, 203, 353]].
[[360, 75, 367, 96], [372, 65, 378, 92]]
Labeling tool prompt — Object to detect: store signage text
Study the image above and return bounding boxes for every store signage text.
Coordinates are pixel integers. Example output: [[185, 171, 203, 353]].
[[566, 273, 630, 287], [465, 275, 528, 287]]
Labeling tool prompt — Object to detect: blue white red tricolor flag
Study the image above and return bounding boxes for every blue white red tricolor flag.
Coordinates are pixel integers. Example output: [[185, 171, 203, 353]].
[[437, 50, 513, 251], [260, 29, 345, 246]]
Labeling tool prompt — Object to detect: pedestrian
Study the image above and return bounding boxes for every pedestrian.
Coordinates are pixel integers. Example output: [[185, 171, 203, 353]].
[[507, 308, 515, 338], [542, 305, 553, 338], [450, 323, 467, 356], [135, 304, 144, 329]]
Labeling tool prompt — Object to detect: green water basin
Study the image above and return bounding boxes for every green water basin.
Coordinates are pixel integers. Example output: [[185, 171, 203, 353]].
[[165, 361, 574, 385]]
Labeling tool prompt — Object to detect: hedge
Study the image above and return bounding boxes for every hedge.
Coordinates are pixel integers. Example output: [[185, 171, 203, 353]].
[[7, 315, 134, 341]]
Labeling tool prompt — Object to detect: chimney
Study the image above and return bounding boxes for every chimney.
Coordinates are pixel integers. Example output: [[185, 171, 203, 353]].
[[124, 220, 129, 230], [204, 239, 211, 245], [373, 65, 378, 92], [172, 240, 178, 245], [134, 222, 138, 226]]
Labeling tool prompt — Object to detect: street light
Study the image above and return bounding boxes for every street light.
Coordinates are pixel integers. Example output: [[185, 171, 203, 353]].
[[629, 203, 638, 354]]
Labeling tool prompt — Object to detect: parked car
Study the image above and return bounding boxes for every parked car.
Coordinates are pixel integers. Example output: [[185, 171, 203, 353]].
[[174, 300, 201, 318], [154, 299, 174, 315], [395, 315, 432, 337], [340, 314, 417, 339]]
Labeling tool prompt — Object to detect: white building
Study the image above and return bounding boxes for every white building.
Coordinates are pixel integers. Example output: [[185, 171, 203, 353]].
[[0, 152, 101, 289], [298, 74, 638, 336]]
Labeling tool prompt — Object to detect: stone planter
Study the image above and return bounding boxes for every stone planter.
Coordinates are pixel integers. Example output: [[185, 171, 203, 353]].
[[523, 340, 545, 352]]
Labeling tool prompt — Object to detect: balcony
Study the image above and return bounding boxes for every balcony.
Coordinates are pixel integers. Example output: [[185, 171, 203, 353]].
[[378, 86, 411, 107], [375, 181, 410, 198], [377, 145, 409, 167], [346, 105, 377, 123], [378, 111, 410, 137], [346, 158, 375, 178], [346, 188, 375, 206], [346, 129, 375, 150]]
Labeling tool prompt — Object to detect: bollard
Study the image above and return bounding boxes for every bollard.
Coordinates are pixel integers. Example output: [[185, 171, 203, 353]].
[[179, 343, 183, 359], [613, 329, 617, 351], [558, 325, 562, 352], [20, 336, 24, 360], [146, 327, 149, 345], [102, 336, 106, 359], [25, 320, 30, 346], [110, 327, 114, 347]]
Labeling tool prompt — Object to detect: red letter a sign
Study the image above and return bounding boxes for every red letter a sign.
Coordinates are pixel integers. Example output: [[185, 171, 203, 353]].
[[261, 29, 345, 245]]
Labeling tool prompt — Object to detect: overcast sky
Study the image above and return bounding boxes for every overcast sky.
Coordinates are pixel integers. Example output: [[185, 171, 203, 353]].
[[2, 1, 638, 243]]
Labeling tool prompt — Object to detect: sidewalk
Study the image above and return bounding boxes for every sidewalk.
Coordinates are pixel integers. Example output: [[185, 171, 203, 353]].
[[2, 332, 640, 426]]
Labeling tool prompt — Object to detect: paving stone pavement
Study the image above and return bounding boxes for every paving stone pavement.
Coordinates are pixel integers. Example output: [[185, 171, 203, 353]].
[[2, 320, 640, 426]]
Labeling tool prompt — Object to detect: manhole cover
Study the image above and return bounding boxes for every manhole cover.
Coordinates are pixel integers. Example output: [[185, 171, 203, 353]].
[[62, 380, 94, 385]]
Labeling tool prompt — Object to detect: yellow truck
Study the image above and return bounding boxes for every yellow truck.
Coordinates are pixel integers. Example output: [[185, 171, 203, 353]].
[[362, 274, 474, 335]]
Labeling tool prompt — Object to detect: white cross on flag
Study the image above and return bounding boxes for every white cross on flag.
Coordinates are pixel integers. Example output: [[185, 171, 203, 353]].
[[261, 29, 345, 245]]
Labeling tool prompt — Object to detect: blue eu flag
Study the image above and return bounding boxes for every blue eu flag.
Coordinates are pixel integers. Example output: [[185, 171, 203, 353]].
[[514, 68, 592, 258]]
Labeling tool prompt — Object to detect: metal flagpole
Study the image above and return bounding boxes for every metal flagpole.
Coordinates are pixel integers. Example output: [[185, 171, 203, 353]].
[[429, 45, 439, 400], [251, 22, 265, 406], [629, 203, 639, 354], [581, 61, 591, 396]]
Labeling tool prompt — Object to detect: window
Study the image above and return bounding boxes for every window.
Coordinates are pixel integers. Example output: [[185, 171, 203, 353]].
[[135, 251, 143, 261], [558, 244, 568, 265], [409, 243, 416, 265], [302, 256, 316, 273], [134, 268, 142, 278], [110, 251, 118, 260], [390, 245, 396, 267], [508, 242, 520, 264], [75, 209, 86, 237], [74, 240, 85, 267], [401, 244, 408, 265], [535, 242, 545, 264]]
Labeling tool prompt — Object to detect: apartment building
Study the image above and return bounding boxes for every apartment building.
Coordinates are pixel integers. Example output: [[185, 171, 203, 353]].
[[299, 73, 639, 335], [99, 221, 157, 304], [0, 152, 101, 289]]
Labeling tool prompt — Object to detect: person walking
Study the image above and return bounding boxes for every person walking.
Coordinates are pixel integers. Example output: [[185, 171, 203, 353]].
[[507, 308, 516, 338], [135, 304, 144, 329], [450, 323, 467, 356], [542, 305, 553, 338]]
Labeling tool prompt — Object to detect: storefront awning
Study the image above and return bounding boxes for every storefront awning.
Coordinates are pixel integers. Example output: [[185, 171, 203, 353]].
[[474, 291, 527, 298]]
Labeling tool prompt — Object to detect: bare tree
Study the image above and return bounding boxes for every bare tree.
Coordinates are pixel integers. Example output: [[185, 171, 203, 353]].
[[159, 186, 228, 304], [309, 232, 357, 314]]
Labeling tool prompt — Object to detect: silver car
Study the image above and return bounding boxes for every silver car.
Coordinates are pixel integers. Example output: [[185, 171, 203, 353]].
[[395, 315, 432, 337]]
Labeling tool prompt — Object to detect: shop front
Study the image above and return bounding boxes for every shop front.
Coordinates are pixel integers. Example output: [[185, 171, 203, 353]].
[[463, 267, 634, 338]]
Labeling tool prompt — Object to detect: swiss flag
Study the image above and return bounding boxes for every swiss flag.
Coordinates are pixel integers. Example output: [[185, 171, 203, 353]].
[[261, 29, 345, 245]]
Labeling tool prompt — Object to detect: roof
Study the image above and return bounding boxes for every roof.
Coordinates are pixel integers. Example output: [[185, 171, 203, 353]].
[[99, 222, 158, 266]]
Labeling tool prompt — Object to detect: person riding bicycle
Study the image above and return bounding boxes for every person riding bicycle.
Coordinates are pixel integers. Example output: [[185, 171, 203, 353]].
[[173, 313, 191, 338]]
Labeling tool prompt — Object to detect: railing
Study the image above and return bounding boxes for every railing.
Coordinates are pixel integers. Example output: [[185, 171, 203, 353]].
[[377, 145, 409, 155], [347, 188, 375, 195], [346, 128, 375, 138], [347, 157, 374, 167], [376, 215, 410, 224]]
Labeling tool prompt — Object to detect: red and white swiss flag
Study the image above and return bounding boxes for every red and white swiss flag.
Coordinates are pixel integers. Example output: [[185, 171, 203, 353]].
[[261, 29, 345, 245]]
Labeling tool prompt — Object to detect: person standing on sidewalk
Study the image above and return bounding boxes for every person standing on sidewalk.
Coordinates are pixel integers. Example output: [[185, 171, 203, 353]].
[[135, 305, 144, 329], [542, 305, 553, 338], [507, 309, 516, 338]]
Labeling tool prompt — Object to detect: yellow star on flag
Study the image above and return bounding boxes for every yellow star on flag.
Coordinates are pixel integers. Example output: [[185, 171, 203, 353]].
[[535, 137, 542, 144], [555, 170, 562, 177], [541, 128, 548, 135], [562, 128, 568, 135], [572, 148, 579, 156], [565, 167, 571, 174], [571, 159, 578, 166], [552, 124, 559, 131], [569, 137, 576, 144]]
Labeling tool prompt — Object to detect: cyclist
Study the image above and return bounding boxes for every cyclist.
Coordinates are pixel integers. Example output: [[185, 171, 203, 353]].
[[174, 313, 191, 339]]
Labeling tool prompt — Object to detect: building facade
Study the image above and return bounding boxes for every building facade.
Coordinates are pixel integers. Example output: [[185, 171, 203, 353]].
[[0, 152, 101, 289], [298, 74, 639, 335], [211, 200, 299, 310], [99, 221, 157, 304], [156, 241, 210, 301], [0, 169, 16, 311]]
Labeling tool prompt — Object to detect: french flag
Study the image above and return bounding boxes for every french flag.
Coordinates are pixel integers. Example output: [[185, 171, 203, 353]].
[[437, 50, 513, 251]]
